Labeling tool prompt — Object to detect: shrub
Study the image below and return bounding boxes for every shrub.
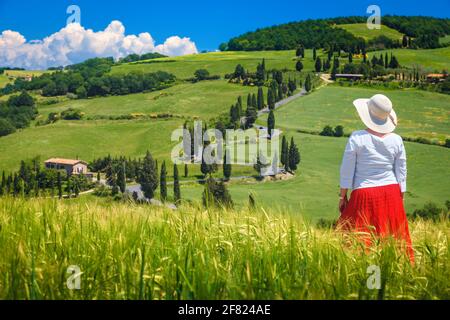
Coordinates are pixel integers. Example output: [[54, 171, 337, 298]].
[[93, 184, 110, 197], [202, 177, 233, 208], [411, 202, 448, 221], [194, 69, 210, 81], [61, 108, 84, 120], [334, 125, 344, 137], [320, 125, 335, 137]]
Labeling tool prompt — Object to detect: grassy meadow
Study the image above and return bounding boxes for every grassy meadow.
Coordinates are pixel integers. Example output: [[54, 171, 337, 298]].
[[259, 86, 450, 143], [0, 119, 182, 171], [181, 131, 450, 220], [0, 197, 448, 300], [0, 48, 448, 221], [38, 80, 265, 120], [0, 74, 11, 88], [368, 47, 450, 72], [110, 50, 307, 79], [337, 23, 405, 41]]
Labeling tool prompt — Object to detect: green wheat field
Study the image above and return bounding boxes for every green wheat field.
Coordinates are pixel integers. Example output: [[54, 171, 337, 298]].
[[0, 197, 448, 300]]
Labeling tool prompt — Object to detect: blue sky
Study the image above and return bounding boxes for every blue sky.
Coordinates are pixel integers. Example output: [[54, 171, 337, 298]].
[[1, 0, 449, 51]]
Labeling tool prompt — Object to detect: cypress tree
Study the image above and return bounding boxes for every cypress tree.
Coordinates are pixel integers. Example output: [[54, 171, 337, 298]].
[[111, 181, 119, 196], [305, 74, 312, 92], [245, 103, 257, 128], [97, 172, 101, 182], [57, 171, 63, 199], [13, 173, 19, 196], [223, 149, 232, 181], [267, 110, 275, 138], [331, 58, 339, 80], [230, 104, 239, 124], [278, 83, 283, 101], [328, 46, 333, 61], [378, 54, 384, 67], [281, 136, 288, 166], [6, 174, 12, 194], [385, 53, 389, 68], [313, 47, 317, 60], [251, 93, 257, 109], [184, 164, 188, 178], [173, 164, 181, 204], [201, 148, 210, 177], [137, 151, 158, 200], [348, 52, 353, 63], [237, 96, 243, 116], [118, 162, 126, 193], [295, 60, 303, 72], [288, 137, 301, 172], [257, 87, 264, 110], [74, 179, 80, 197], [315, 57, 322, 72], [247, 93, 252, 109], [267, 88, 275, 110], [160, 161, 167, 202]]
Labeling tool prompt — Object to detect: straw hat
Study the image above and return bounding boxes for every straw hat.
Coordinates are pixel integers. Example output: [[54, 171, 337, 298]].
[[353, 94, 398, 134]]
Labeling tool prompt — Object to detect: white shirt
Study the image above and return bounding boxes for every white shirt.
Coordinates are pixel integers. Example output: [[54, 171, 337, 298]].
[[340, 130, 407, 192]]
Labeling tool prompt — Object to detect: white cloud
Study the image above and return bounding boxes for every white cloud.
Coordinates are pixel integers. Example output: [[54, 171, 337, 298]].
[[0, 21, 198, 70]]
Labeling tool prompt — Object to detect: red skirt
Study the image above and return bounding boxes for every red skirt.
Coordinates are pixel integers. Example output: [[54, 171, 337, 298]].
[[337, 184, 414, 262]]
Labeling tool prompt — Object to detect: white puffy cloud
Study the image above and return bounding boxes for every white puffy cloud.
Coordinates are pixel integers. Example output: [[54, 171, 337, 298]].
[[0, 21, 198, 70]]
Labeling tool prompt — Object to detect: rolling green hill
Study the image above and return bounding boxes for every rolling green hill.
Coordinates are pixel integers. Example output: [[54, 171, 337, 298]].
[[0, 119, 181, 172], [0, 74, 10, 88], [38, 80, 265, 120], [258, 86, 450, 143], [110, 50, 303, 79], [368, 46, 450, 71], [0, 48, 449, 220], [181, 130, 450, 219], [336, 23, 404, 41]]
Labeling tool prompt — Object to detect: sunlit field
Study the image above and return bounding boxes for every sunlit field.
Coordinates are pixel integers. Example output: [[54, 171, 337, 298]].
[[0, 197, 448, 300]]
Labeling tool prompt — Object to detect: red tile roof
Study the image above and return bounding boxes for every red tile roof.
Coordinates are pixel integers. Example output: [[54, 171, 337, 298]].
[[45, 158, 87, 165]]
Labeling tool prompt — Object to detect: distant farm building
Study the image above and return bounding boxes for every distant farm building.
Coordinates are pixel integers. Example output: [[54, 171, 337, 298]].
[[45, 158, 92, 177], [335, 74, 364, 80], [426, 73, 448, 83]]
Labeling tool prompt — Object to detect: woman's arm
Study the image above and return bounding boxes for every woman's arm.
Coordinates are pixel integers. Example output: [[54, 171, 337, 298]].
[[339, 135, 357, 212], [394, 140, 407, 195]]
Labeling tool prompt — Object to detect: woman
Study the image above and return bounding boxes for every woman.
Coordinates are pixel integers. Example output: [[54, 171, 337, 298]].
[[337, 94, 414, 261]]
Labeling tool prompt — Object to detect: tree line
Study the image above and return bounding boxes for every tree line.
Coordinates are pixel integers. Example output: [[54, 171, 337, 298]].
[[0, 159, 92, 198], [92, 153, 181, 203], [0, 91, 37, 137], [1, 57, 176, 99], [222, 16, 450, 52]]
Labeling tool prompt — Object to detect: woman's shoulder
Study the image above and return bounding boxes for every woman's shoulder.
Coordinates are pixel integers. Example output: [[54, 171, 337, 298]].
[[349, 130, 369, 140], [387, 132, 404, 144]]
